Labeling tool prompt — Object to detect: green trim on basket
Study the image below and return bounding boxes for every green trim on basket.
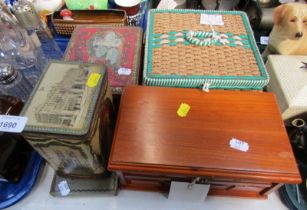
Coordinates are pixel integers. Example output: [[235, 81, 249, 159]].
[[143, 9, 269, 89], [240, 11, 269, 81], [143, 77, 265, 90]]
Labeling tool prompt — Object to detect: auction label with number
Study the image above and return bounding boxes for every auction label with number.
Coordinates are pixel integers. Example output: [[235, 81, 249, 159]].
[[118, 68, 132, 76], [0, 115, 28, 133]]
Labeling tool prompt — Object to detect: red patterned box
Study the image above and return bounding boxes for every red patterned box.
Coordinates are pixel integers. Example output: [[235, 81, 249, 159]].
[[64, 26, 142, 94]]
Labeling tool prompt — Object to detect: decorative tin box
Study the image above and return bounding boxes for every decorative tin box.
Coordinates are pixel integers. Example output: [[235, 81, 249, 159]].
[[21, 61, 114, 177], [64, 26, 143, 94], [143, 9, 269, 90], [266, 55, 307, 120]]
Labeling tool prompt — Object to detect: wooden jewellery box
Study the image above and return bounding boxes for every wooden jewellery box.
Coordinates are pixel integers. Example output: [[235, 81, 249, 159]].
[[21, 61, 114, 177], [109, 86, 301, 199]]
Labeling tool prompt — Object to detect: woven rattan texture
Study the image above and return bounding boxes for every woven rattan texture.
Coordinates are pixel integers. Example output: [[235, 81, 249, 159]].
[[152, 44, 259, 76], [53, 23, 125, 36], [153, 13, 246, 34], [53, 23, 75, 36], [151, 13, 260, 76]]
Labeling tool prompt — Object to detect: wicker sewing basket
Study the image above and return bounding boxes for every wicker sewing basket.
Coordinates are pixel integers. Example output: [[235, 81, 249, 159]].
[[143, 9, 269, 90]]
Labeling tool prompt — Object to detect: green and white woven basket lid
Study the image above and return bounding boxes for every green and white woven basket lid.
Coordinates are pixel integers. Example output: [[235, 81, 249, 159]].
[[143, 9, 269, 90]]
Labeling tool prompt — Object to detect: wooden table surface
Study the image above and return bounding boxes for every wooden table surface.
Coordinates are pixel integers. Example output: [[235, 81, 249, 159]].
[[109, 86, 301, 184]]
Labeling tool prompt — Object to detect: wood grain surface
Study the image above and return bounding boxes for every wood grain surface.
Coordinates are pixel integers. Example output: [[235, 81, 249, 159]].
[[109, 86, 301, 184]]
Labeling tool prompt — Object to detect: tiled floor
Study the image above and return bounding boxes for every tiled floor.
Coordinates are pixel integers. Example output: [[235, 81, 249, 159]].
[[7, 164, 289, 210]]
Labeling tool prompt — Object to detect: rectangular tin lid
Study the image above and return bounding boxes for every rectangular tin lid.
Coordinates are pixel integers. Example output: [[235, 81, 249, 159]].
[[109, 86, 300, 183], [64, 26, 143, 94], [21, 61, 107, 136]]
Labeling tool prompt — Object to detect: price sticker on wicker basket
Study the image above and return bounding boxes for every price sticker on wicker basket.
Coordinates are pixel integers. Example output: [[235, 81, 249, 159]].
[[200, 14, 224, 26], [0, 115, 28, 133]]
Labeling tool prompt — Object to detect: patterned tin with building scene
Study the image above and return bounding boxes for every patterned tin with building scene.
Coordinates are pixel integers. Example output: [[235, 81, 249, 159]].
[[21, 61, 114, 177]]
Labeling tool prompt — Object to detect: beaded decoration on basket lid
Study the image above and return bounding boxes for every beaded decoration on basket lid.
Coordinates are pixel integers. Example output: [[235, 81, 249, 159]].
[[184, 14, 245, 47]]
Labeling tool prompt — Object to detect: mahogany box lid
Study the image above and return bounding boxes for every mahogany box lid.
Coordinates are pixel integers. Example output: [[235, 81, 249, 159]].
[[109, 86, 301, 184]]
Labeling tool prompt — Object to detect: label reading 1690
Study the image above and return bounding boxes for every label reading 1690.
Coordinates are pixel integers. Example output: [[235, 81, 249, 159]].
[[0, 121, 17, 128], [0, 115, 28, 133]]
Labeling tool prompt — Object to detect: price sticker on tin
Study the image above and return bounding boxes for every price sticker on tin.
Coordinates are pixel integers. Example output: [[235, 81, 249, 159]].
[[58, 180, 70, 196], [229, 138, 249, 152], [86, 73, 101, 88], [118, 68, 131, 76], [0, 115, 28, 133]]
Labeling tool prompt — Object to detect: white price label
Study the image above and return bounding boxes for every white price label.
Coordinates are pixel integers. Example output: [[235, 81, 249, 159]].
[[0, 115, 28, 133], [230, 138, 249, 152], [260, 36, 269, 45], [118, 68, 132, 76], [157, 0, 177, 9], [168, 181, 210, 202], [202, 83, 211, 92], [58, 180, 70, 196], [200, 14, 224, 26]]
